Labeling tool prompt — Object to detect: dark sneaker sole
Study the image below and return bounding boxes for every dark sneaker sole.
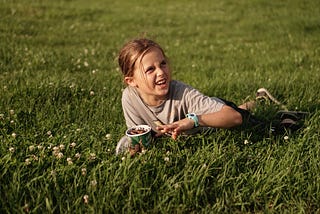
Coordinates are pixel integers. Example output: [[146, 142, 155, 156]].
[[276, 110, 309, 121]]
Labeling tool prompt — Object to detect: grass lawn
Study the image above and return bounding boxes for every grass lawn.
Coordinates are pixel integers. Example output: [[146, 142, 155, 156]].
[[1, 0, 320, 213]]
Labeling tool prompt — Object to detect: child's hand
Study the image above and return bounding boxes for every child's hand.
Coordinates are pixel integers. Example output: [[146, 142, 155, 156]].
[[156, 118, 194, 140]]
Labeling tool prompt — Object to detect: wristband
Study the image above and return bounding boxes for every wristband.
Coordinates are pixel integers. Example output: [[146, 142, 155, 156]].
[[186, 113, 199, 128]]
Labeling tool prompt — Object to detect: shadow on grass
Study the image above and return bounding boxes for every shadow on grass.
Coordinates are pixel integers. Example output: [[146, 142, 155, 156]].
[[240, 108, 310, 141]]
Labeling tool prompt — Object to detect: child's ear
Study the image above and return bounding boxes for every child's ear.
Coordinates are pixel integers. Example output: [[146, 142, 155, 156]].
[[124, 76, 137, 87]]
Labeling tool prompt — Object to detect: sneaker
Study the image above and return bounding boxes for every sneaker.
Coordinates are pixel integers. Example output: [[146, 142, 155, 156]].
[[115, 135, 131, 155], [256, 88, 288, 110], [276, 110, 308, 121], [273, 110, 308, 133]]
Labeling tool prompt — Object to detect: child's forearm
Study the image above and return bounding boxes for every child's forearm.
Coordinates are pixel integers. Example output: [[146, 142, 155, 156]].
[[198, 105, 243, 128]]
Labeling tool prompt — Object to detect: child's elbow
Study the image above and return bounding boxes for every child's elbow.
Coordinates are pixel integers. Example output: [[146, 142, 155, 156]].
[[234, 111, 243, 126]]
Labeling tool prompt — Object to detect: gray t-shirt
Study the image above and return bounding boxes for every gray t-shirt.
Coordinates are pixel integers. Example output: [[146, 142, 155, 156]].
[[121, 80, 225, 133]]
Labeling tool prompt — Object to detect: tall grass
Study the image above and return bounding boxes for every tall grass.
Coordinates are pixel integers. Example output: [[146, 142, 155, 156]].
[[1, 0, 320, 213]]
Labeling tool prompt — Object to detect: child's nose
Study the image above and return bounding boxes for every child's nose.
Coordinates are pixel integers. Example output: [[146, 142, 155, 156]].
[[156, 67, 165, 76]]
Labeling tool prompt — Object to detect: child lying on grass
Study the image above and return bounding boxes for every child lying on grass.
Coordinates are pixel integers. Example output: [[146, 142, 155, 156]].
[[116, 38, 307, 156]]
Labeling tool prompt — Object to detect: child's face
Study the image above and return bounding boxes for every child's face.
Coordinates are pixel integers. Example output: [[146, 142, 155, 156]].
[[125, 47, 171, 106]]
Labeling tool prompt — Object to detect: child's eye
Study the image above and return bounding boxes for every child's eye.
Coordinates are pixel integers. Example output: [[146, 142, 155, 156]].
[[161, 60, 167, 66], [145, 66, 154, 73]]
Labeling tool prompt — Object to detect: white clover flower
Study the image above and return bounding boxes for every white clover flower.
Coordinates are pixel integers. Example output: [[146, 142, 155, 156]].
[[89, 91, 95, 96], [84, 61, 89, 67], [9, 147, 15, 153], [75, 153, 81, 159], [141, 148, 147, 154], [81, 168, 87, 176], [59, 144, 65, 150], [284, 136, 289, 141], [83, 195, 89, 204], [23, 204, 29, 213], [47, 131, 52, 136], [31, 154, 38, 161], [244, 140, 249, 145], [89, 153, 96, 160], [121, 156, 126, 161], [29, 145, 35, 152], [92, 69, 96, 74], [173, 183, 180, 189], [11, 133, 17, 138], [37, 145, 43, 150], [52, 146, 60, 152], [67, 158, 73, 165], [164, 157, 170, 162], [56, 152, 64, 159], [25, 158, 31, 165], [10, 120, 14, 124], [70, 142, 77, 148], [90, 180, 97, 187], [105, 133, 111, 140], [9, 109, 15, 115]]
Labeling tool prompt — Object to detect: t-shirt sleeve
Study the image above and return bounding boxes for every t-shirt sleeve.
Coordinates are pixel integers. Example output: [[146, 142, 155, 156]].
[[121, 88, 145, 128], [183, 84, 225, 114]]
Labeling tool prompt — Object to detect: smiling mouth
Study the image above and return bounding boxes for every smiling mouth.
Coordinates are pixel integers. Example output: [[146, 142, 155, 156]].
[[155, 79, 167, 86]]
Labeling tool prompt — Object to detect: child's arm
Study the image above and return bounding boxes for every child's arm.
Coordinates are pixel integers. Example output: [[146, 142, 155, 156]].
[[197, 105, 243, 128], [156, 105, 242, 140]]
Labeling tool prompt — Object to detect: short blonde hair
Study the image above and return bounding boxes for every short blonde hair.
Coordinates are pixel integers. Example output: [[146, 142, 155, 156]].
[[118, 38, 167, 77]]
